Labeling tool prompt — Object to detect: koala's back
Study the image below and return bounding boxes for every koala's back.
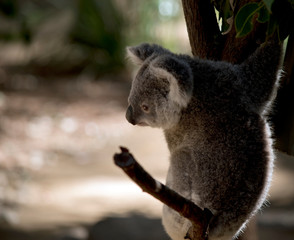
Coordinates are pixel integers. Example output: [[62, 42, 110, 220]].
[[164, 103, 273, 240], [125, 42, 281, 240], [163, 59, 275, 240]]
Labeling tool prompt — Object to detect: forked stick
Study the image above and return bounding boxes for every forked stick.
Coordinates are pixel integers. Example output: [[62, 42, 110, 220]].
[[113, 146, 213, 240]]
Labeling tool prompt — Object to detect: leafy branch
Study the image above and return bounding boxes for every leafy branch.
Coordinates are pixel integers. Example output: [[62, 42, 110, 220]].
[[234, 0, 293, 40]]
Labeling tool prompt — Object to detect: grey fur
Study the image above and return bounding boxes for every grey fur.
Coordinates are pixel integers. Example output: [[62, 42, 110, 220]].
[[125, 42, 282, 240]]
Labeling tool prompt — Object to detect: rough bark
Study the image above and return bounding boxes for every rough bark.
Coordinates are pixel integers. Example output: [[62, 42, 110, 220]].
[[181, 0, 222, 60]]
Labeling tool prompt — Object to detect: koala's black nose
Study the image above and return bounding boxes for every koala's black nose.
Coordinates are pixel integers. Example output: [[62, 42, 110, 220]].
[[126, 105, 136, 125]]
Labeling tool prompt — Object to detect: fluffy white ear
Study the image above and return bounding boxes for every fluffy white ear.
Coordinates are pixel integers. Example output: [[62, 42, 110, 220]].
[[126, 43, 168, 66], [126, 46, 144, 65], [150, 66, 191, 108]]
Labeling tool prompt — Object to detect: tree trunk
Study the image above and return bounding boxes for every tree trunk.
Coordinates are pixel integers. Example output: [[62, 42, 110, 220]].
[[181, 0, 222, 60]]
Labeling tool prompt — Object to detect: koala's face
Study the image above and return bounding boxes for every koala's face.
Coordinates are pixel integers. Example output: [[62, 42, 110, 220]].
[[125, 43, 193, 129], [126, 65, 177, 129]]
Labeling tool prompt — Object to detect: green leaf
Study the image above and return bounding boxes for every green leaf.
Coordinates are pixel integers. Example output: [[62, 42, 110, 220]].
[[235, 3, 259, 38], [212, 0, 234, 34], [263, 0, 275, 12], [257, 4, 270, 23]]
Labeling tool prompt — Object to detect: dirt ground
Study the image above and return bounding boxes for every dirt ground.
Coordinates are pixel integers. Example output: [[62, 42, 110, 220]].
[[0, 73, 294, 240]]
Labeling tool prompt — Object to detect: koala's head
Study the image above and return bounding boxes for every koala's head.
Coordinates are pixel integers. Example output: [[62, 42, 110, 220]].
[[125, 43, 193, 129]]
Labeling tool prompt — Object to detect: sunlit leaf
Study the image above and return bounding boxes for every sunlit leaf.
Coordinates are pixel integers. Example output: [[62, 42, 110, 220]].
[[235, 3, 259, 38]]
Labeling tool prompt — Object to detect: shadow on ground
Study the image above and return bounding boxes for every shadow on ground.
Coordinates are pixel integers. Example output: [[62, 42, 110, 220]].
[[0, 213, 170, 240], [1, 212, 294, 240], [88, 214, 170, 240], [258, 224, 294, 240]]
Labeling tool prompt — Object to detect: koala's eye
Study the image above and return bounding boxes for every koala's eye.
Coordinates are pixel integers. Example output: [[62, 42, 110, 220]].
[[141, 104, 149, 112]]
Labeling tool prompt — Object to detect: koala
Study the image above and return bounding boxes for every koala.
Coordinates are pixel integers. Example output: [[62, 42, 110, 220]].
[[125, 42, 282, 240]]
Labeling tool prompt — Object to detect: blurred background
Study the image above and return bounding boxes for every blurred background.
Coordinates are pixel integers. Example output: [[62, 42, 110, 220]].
[[0, 0, 293, 240]]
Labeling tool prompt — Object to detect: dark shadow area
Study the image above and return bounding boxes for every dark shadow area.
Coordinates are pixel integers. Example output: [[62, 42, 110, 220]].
[[87, 214, 170, 240], [0, 214, 170, 240], [0, 225, 89, 240], [258, 223, 294, 240]]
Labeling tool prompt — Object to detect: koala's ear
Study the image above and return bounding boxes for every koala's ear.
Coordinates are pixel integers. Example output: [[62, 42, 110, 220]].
[[126, 43, 168, 65], [150, 56, 193, 108]]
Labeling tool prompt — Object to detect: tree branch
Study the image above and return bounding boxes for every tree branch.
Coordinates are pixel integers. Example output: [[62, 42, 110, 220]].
[[113, 146, 213, 240], [181, 0, 223, 59]]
